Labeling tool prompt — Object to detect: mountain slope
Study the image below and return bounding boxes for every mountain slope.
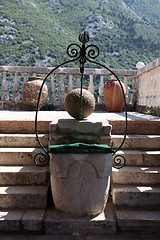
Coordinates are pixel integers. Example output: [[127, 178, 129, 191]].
[[0, 0, 160, 69]]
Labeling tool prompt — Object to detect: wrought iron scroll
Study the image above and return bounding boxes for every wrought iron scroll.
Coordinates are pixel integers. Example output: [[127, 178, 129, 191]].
[[34, 31, 127, 169]]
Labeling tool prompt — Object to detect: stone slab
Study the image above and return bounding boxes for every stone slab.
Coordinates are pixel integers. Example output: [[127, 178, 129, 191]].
[[0, 134, 49, 148], [116, 208, 160, 232], [0, 166, 49, 185], [144, 151, 160, 167], [0, 186, 48, 209], [109, 120, 160, 135], [0, 111, 159, 135], [50, 134, 111, 145], [1, 119, 159, 135], [0, 120, 51, 134], [44, 200, 116, 235], [112, 185, 160, 208], [111, 135, 160, 150], [22, 210, 45, 232], [1, 111, 159, 121], [112, 166, 160, 185], [114, 150, 144, 166], [114, 150, 160, 167], [0, 148, 45, 166], [0, 210, 24, 232], [0, 209, 45, 233], [1, 233, 160, 240], [56, 119, 112, 135], [50, 118, 112, 145]]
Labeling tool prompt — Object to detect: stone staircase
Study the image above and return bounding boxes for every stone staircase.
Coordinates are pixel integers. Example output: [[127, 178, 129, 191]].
[[0, 134, 50, 232], [0, 111, 160, 234], [111, 134, 160, 232]]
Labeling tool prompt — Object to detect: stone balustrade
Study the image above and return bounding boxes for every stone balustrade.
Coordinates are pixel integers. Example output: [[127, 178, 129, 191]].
[[0, 65, 136, 110], [136, 58, 160, 108], [0, 57, 160, 111]]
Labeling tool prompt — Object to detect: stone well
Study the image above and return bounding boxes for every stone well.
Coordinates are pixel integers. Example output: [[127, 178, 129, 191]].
[[49, 118, 113, 217]]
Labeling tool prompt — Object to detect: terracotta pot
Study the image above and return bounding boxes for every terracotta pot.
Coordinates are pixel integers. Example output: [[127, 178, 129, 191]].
[[23, 76, 48, 110], [103, 76, 126, 112]]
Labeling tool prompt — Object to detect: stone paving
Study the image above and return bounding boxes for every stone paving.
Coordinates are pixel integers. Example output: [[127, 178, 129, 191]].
[[0, 110, 160, 121], [0, 232, 159, 240]]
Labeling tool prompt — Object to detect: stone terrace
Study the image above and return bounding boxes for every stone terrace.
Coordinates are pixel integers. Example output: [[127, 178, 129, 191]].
[[0, 110, 160, 238]]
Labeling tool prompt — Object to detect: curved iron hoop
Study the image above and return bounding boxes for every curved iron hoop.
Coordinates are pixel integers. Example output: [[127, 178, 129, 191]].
[[85, 56, 127, 169], [34, 39, 127, 169], [34, 56, 80, 167]]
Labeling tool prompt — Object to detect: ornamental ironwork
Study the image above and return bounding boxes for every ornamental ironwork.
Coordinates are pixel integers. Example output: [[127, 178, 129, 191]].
[[34, 31, 127, 169]]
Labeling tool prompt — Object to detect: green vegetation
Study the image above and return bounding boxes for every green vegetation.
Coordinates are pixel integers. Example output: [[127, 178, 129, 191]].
[[0, 0, 160, 69], [145, 107, 153, 115], [145, 106, 157, 116]]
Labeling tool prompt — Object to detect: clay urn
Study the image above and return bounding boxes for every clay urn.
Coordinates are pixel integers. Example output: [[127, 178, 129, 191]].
[[23, 76, 48, 110], [103, 75, 126, 112]]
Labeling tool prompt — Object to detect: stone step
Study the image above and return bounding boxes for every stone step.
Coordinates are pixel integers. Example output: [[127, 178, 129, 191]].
[[1, 134, 160, 150], [0, 148, 48, 166], [0, 111, 160, 135], [112, 185, 160, 208], [115, 208, 160, 232], [0, 209, 45, 233], [0, 134, 49, 148], [0, 148, 159, 167], [0, 166, 49, 186], [0, 186, 48, 209], [109, 119, 160, 135], [115, 150, 160, 167], [111, 135, 160, 150], [0, 119, 50, 134], [112, 166, 160, 185], [0, 207, 159, 235], [0, 200, 116, 234]]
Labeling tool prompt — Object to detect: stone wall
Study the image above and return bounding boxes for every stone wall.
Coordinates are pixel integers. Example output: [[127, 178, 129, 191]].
[[136, 57, 160, 115]]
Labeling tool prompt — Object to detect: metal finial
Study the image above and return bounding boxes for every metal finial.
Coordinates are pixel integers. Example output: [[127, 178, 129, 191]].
[[79, 31, 90, 44]]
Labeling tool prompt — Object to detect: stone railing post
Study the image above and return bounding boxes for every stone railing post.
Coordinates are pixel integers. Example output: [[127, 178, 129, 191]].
[[1, 72, 9, 102], [76, 74, 81, 88], [68, 74, 73, 92], [23, 73, 27, 83], [49, 74, 56, 105], [13, 72, 19, 103], [88, 74, 94, 95], [98, 75, 104, 104], [58, 74, 65, 104], [139, 73, 144, 106], [131, 76, 138, 107], [124, 76, 129, 104]]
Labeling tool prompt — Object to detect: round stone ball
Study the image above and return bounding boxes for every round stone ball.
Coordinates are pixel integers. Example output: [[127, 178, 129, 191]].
[[136, 61, 145, 69], [65, 88, 95, 120]]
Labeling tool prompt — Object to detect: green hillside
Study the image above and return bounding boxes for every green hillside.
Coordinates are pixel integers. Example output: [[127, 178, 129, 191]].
[[0, 0, 160, 69]]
